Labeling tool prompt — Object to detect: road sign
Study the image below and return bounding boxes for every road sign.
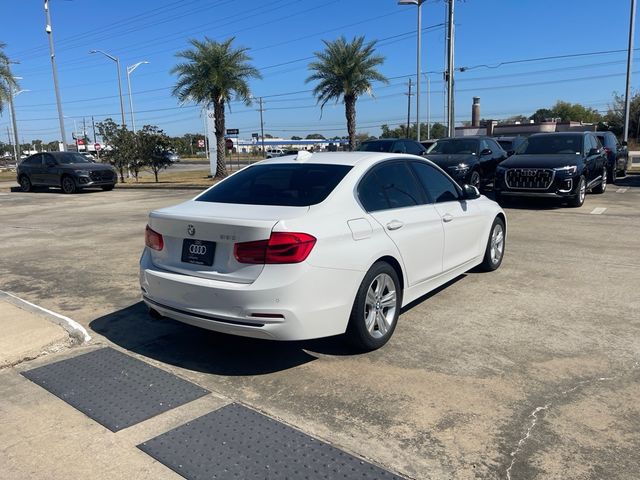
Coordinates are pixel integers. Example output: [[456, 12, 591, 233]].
[[252, 133, 259, 138], [226, 128, 239, 135], [197, 139, 205, 148], [225, 138, 234, 149], [94, 143, 101, 151], [77, 139, 84, 145]]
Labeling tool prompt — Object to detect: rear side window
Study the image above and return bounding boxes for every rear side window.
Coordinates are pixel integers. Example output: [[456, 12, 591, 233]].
[[22, 155, 42, 166], [410, 161, 460, 203], [358, 162, 424, 212], [357, 141, 393, 152], [196, 163, 352, 207], [403, 141, 425, 155]]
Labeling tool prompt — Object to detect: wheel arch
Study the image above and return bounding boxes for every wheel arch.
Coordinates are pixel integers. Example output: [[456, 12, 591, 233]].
[[374, 255, 405, 291]]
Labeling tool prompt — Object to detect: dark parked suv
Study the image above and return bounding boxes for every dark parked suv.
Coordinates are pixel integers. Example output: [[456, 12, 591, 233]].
[[357, 138, 428, 156], [425, 136, 507, 190], [494, 132, 607, 208], [17, 151, 117, 194], [595, 131, 629, 183]]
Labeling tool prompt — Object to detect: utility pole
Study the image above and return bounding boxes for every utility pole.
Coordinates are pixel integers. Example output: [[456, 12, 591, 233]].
[[83, 117, 87, 151], [426, 74, 431, 140], [416, 1, 422, 141], [623, 0, 637, 143], [446, 0, 456, 137], [44, 0, 67, 151], [405, 78, 413, 137], [258, 97, 265, 157], [7, 126, 16, 163], [8, 90, 20, 162]]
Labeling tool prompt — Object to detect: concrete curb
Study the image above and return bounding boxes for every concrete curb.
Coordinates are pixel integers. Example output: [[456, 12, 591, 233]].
[[0, 291, 91, 344]]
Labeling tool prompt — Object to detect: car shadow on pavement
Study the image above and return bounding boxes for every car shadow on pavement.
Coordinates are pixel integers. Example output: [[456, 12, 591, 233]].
[[90, 302, 355, 376], [614, 173, 640, 188], [9, 186, 109, 194]]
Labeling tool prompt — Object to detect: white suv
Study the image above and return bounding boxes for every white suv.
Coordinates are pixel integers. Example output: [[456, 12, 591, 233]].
[[266, 149, 284, 158]]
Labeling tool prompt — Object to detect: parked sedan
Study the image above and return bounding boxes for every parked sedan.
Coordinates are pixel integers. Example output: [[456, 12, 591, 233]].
[[17, 151, 117, 193], [494, 132, 607, 207], [425, 136, 507, 190], [140, 151, 506, 351], [595, 131, 629, 183], [357, 138, 428, 156]]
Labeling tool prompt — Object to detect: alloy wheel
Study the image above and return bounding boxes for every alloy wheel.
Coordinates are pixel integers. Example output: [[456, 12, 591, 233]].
[[579, 177, 586, 203], [490, 223, 505, 265], [364, 273, 397, 339], [470, 171, 481, 189], [62, 177, 75, 194]]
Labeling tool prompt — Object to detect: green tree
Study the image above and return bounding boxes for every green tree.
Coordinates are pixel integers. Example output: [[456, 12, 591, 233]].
[[380, 122, 446, 140], [549, 101, 601, 123], [0, 43, 18, 114], [172, 37, 261, 178], [291, 135, 302, 140], [96, 118, 137, 183], [498, 115, 529, 125], [307, 35, 387, 151], [305, 133, 326, 139], [138, 125, 173, 183], [529, 108, 554, 123], [602, 91, 640, 140]]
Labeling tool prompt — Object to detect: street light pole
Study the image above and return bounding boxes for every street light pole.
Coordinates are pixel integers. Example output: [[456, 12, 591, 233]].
[[89, 49, 126, 128], [44, 0, 67, 151], [446, 0, 456, 137], [623, 0, 637, 143], [425, 73, 431, 140], [399, 0, 424, 141], [126, 61, 149, 133]]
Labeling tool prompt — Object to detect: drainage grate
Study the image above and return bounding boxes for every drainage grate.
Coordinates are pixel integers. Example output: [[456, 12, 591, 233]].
[[138, 403, 404, 479], [22, 347, 209, 431]]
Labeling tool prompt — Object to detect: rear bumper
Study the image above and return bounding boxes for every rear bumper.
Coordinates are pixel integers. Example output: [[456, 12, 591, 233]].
[[139, 248, 363, 341]]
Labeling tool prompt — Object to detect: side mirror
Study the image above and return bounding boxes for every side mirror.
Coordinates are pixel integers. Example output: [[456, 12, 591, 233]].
[[462, 184, 480, 200], [480, 148, 492, 156], [622, 140, 628, 147], [588, 147, 599, 156], [506, 150, 515, 157]]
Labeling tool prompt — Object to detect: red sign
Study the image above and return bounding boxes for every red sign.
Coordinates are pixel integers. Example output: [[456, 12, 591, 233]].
[[94, 143, 101, 151], [225, 139, 234, 150], [197, 139, 205, 148], [77, 139, 84, 145]]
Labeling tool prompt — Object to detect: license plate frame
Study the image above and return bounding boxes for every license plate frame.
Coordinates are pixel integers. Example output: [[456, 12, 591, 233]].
[[181, 239, 216, 266]]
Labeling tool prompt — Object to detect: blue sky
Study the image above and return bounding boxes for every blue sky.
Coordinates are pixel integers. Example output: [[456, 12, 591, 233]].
[[1, 0, 638, 143]]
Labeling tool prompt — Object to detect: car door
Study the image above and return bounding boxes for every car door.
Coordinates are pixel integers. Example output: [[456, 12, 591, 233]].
[[42, 153, 60, 186], [410, 161, 487, 272], [28, 154, 45, 184], [358, 161, 444, 286]]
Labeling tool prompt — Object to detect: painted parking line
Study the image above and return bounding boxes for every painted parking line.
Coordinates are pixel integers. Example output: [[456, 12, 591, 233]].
[[590, 207, 607, 215], [616, 188, 628, 193]]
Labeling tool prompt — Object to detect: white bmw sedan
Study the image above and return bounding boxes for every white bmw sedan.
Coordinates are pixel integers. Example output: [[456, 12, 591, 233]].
[[140, 151, 506, 350]]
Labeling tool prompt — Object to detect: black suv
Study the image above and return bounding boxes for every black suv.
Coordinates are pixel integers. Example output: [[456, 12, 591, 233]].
[[494, 132, 607, 208], [17, 151, 117, 194], [424, 136, 507, 190], [595, 131, 629, 183], [357, 138, 428, 156]]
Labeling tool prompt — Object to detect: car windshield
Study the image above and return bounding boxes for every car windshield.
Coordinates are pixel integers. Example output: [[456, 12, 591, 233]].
[[55, 152, 92, 164], [427, 139, 479, 155], [516, 135, 582, 155], [497, 140, 512, 150], [357, 141, 393, 152], [196, 163, 352, 207]]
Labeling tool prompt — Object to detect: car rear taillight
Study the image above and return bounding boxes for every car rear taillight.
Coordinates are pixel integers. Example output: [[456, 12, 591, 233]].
[[145, 225, 164, 251], [234, 232, 316, 264]]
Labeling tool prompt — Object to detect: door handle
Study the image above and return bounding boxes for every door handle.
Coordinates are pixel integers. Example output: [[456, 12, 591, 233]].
[[442, 213, 454, 223], [386, 220, 404, 231]]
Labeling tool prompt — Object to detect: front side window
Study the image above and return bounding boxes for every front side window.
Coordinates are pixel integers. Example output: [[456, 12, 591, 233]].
[[196, 163, 352, 207], [404, 141, 425, 155], [54, 152, 92, 164], [410, 161, 460, 204], [427, 138, 479, 155], [358, 162, 424, 212]]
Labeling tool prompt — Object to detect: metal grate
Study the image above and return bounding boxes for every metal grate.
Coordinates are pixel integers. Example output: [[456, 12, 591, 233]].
[[138, 403, 405, 480], [22, 347, 209, 432], [505, 168, 554, 190]]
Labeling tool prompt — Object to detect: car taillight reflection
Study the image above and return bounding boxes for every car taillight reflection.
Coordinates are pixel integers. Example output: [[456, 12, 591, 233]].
[[234, 232, 316, 264]]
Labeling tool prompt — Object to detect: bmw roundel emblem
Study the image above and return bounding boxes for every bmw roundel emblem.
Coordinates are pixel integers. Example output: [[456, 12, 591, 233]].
[[187, 224, 195, 236]]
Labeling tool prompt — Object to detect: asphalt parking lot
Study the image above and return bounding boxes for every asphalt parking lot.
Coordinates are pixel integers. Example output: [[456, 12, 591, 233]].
[[1, 177, 639, 479]]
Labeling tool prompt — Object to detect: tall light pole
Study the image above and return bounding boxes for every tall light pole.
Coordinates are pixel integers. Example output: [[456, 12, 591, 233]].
[[445, 0, 456, 137], [424, 73, 431, 139], [8, 88, 30, 162], [44, 0, 67, 150], [623, 0, 637, 143], [89, 49, 126, 127], [126, 61, 149, 133], [399, 0, 424, 141]]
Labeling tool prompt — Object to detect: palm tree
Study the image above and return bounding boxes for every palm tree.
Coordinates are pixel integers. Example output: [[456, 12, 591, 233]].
[[306, 36, 387, 151], [171, 37, 261, 178], [0, 43, 18, 114]]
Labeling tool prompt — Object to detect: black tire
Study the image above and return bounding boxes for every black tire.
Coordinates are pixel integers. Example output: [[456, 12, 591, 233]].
[[608, 165, 616, 184], [593, 167, 607, 194], [568, 175, 586, 208], [19, 175, 32, 192], [469, 170, 481, 190], [346, 261, 402, 351], [61, 175, 77, 194], [101, 184, 115, 191], [479, 216, 506, 272]]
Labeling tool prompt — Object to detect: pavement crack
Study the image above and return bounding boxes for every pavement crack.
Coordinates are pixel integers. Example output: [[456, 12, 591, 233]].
[[505, 403, 549, 480]]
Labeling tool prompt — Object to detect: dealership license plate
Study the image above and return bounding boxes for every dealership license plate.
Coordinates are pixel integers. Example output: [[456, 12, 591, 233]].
[[181, 239, 216, 266]]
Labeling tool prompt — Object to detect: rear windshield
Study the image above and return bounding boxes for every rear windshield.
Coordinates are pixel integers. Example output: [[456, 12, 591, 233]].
[[196, 163, 352, 207], [427, 138, 479, 155], [516, 135, 582, 155], [358, 141, 393, 152]]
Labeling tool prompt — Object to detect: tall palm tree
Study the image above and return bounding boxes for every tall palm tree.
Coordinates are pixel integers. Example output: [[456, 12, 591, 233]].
[[171, 37, 261, 178], [0, 42, 19, 114], [306, 36, 387, 151]]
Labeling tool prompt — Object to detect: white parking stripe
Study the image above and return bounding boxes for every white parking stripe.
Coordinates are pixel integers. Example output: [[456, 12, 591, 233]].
[[590, 207, 607, 215], [616, 188, 628, 193]]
